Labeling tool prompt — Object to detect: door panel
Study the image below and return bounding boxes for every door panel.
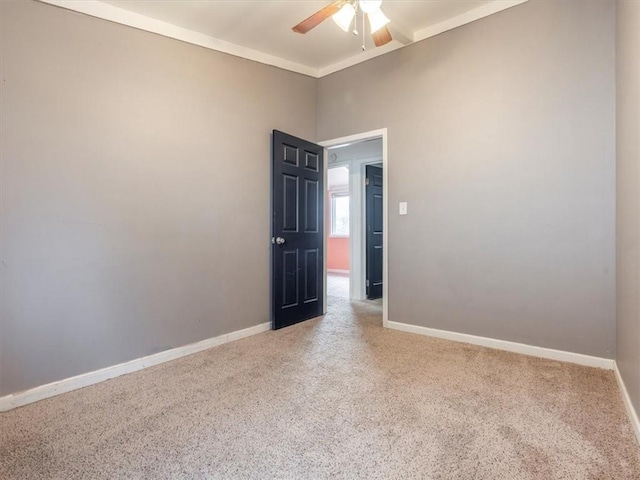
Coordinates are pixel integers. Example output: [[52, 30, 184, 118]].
[[283, 175, 299, 232], [304, 248, 319, 302], [304, 179, 319, 232], [366, 165, 383, 299], [272, 130, 324, 329], [305, 152, 319, 171], [282, 250, 299, 308]]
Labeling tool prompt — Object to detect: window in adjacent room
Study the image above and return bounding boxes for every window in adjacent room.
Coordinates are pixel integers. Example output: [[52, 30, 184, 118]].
[[331, 194, 349, 237]]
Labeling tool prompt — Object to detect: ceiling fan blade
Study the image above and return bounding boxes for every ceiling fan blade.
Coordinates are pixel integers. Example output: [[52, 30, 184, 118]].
[[292, 0, 346, 34], [372, 25, 393, 47]]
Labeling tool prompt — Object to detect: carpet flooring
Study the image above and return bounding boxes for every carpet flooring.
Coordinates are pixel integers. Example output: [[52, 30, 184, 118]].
[[1, 275, 639, 479]]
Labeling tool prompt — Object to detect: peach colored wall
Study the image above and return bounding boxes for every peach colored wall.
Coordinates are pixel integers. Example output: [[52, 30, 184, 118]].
[[328, 237, 349, 271], [326, 192, 349, 272]]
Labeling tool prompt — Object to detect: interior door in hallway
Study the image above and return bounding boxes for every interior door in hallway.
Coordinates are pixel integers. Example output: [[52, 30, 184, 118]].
[[366, 165, 383, 299], [271, 130, 324, 329]]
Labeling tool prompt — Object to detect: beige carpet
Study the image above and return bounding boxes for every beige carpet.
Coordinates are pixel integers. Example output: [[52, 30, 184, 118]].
[[1, 275, 639, 479]]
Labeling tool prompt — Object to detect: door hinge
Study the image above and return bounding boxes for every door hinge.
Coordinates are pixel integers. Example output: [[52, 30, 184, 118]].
[[366, 279, 370, 287], [365, 177, 370, 186]]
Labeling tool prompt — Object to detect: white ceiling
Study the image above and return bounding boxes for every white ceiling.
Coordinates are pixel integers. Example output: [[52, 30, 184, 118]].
[[43, 0, 528, 77]]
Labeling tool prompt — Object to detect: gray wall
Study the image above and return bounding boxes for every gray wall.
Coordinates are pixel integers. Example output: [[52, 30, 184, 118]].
[[0, 0, 620, 398], [616, 0, 640, 420], [0, 1, 317, 396], [318, 0, 616, 357]]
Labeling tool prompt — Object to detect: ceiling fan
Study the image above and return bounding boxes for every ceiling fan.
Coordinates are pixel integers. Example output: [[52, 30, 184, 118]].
[[292, 0, 393, 48]]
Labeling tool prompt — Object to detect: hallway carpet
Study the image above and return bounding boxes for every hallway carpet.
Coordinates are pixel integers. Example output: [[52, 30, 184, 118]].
[[1, 275, 639, 479]]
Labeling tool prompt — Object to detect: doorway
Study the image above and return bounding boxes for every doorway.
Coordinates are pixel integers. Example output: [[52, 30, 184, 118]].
[[320, 129, 388, 326]]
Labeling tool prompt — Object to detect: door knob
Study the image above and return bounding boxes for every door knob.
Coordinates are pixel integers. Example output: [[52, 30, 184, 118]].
[[272, 236, 286, 245]]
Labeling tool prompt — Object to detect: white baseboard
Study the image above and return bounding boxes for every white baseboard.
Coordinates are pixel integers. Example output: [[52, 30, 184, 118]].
[[0, 322, 271, 412], [614, 363, 640, 446], [385, 320, 615, 370], [328, 269, 349, 276]]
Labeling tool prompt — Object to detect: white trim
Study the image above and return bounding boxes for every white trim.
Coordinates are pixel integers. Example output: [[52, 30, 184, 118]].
[[614, 363, 640, 446], [381, 134, 389, 327], [0, 322, 270, 412], [323, 149, 328, 314], [389, 21, 415, 46], [38, 0, 529, 79], [320, 129, 388, 326], [317, 42, 406, 78], [316, 0, 529, 77], [328, 269, 350, 275], [38, 0, 318, 77], [329, 156, 369, 300], [386, 320, 615, 370], [351, 163, 365, 300], [327, 155, 382, 301], [413, 0, 528, 43]]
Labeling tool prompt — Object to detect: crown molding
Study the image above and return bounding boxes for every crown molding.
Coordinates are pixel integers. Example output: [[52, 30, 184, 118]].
[[413, 0, 528, 43], [318, 0, 529, 77], [39, 0, 529, 79], [39, 0, 320, 77]]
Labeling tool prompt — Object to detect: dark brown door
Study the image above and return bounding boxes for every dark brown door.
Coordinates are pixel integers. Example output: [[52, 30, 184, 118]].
[[271, 130, 324, 329]]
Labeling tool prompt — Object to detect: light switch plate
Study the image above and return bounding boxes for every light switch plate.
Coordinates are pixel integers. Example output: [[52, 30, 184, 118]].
[[399, 202, 408, 215]]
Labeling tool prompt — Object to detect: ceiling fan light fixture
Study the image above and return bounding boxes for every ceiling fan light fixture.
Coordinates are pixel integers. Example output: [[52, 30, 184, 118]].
[[332, 3, 356, 32], [359, 0, 382, 14], [368, 8, 390, 33]]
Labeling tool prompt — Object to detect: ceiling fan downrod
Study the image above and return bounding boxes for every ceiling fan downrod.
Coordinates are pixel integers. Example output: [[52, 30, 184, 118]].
[[362, 10, 366, 50], [352, 1, 359, 36]]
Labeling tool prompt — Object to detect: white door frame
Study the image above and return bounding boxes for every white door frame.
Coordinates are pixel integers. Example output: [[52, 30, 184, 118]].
[[320, 128, 389, 327], [329, 157, 381, 301]]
